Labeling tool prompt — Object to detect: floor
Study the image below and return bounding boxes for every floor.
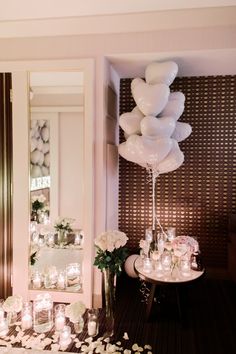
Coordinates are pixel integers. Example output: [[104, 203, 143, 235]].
[[113, 273, 236, 354]]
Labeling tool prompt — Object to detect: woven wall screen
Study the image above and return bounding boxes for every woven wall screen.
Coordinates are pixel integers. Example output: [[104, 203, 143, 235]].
[[118, 76, 236, 268]]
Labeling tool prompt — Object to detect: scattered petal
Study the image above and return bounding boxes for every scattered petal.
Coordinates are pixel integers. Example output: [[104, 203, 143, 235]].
[[51, 344, 60, 351], [71, 334, 76, 339], [124, 350, 131, 354], [144, 345, 152, 350], [116, 341, 121, 346], [132, 344, 139, 351], [123, 332, 129, 340], [15, 326, 21, 332], [147, 352, 152, 354]]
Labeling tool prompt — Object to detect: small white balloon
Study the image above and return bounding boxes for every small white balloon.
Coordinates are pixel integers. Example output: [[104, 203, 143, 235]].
[[137, 136, 173, 166], [30, 137, 37, 152], [141, 115, 176, 139], [31, 165, 42, 178], [42, 142, 50, 154], [38, 119, 46, 128], [169, 91, 185, 103], [44, 153, 50, 167], [157, 140, 184, 174], [41, 166, 49, 176], [37, 138, 43, 151], [30, 149, 40, 164], [38, 151, 44, 166], [172, 122, 192, 142], [124, 255, 139, 278], [41, 127, 49, 142], [118, 140, 145, 167], [131, 78, 170, 116], [119, 106, 144, 135], [145, 61, 178, 86], [158, 98, 184, 121]]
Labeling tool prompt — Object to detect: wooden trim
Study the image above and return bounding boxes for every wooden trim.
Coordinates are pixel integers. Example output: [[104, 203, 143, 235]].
[[0, 73, 13, 298]]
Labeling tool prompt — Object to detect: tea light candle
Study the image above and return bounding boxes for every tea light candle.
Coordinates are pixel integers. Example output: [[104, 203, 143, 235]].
[[22, 313, 32, 330], [32, 272, 41, 289], [74, 232, 82, 246], [57, 272, 66, 290], [59, 325, 71, 346], [167, 227, 176, 241], [143, 257, 153, 273], [88, 320, 97, 336], [180, 259, 191, 277], [161, 252, 172, 271], [55, 314, 65, 331], [0, 319, 8, 336]]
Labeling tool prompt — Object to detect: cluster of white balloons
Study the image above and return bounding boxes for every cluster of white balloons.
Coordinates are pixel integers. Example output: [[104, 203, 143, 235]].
[[30, 119, 50, 178], [118, 61, 192, 174]]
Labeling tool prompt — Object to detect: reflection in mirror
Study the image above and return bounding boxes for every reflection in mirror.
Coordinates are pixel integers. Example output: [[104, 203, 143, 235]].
[[29, 71, 85, 293]]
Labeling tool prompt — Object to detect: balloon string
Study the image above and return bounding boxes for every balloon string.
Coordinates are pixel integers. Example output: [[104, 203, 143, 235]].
[[147, 165, 168, 239]]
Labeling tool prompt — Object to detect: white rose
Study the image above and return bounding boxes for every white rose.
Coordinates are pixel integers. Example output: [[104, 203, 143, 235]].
[[3, 295, 23, 313]]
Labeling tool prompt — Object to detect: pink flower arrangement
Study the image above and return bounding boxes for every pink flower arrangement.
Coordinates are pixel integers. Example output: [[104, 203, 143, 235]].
[[170, 236, 199, 258]]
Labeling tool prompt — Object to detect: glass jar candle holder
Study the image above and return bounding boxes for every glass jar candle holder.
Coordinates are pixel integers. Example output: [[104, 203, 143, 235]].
[[145, 228, 153, 243], [46, 233, 55, 247], [167, 227, 176, 241], [142, 257, 153, 274], [21, 301, 33, 330], [180, 259, 191, 277], [57, 271, 66, 290], [33, 293, 53, 333], [59, 325, 71, 346], [87, 309, 99, 337], [0, 318, 8, 336], [54, 304, 66, 331], [66, 263, 81, 291], [161, 251, 172, 272], [32, 271, 42, 289], [74, 231, 82, 246], [154, 260, 164, 277]]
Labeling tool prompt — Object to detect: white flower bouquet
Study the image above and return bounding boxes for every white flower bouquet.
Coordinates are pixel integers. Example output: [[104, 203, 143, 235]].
[[3, 295, 23, 313], [54, 217, 75, 233], [65, 301, 86, 323], [94, 230, 129, 275], [31, 194, 46, 212]]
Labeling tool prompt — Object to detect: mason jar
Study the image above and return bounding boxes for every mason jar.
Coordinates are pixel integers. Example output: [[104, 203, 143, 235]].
[[33, 293, 53, 333]]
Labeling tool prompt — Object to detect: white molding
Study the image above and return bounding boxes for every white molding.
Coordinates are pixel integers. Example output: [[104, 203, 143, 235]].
[[0, 7, 235, 38], [31, 106, 84, 113], [31, 86, 84, 95]]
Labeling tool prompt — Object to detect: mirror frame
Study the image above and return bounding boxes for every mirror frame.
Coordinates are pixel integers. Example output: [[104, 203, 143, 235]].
[[0, 60, 95, 306]]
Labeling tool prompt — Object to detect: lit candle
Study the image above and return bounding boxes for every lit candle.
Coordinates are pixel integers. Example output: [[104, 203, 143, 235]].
[[55, 315, 65, 331], [180, 260, 191, 277], [32, 273, 41, 289], [143, 257, 153, 273], [22, 313, 32, 330], [88, 320, 97, 336], [0, 319, 8, 336], [57, 273, 66, 290], [59, 325, 71, 346]]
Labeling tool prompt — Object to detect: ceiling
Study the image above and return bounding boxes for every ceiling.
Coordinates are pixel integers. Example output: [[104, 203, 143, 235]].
[[0, 0, 235, 21]]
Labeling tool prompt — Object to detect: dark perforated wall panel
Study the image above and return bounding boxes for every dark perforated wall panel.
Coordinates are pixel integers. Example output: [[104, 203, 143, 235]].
[[119, 76, 236, 268]]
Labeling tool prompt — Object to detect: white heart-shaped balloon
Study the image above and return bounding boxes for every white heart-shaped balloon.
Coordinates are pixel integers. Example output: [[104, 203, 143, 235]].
[[30, 137, 37, 152], [44, 153, 50, 167], [42, 142, 50, 154], [172, 122, 192, 142], [31, 165, 42, 178], [118, 139, 145, 167], [41, 127, 50, 142], [38, 151, 44, 166], [157, 140, 184, 174], [141, 116, 176, 139], [170, 91, 185, 103], [37, 138, 43, 151], [137, 136, 173, 166], [158, 98, 184, 121], [131, 78, 170, 116], [119, 106, 144, 135], [41, 166, 49, 176], [31, 149, 40, 164], [145, 61, 178, 86]]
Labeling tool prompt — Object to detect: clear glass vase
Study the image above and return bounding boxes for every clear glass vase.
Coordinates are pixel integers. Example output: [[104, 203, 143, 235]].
[[57, 230, 68, 246], [7, 311, 17, 326], [73, 315, 84, 334], [103, 268, 115, 337]]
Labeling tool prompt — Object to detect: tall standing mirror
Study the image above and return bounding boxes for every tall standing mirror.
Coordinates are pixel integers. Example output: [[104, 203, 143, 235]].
[[28, 71, 86, 295], [10, 60, 94, 306]]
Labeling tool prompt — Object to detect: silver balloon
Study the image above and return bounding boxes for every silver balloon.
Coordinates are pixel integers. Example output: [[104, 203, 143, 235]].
[[157, 140, 184, 174], [140, 115, 176, 139], [172, 122, 192, 142], [119, 106, 144, 135]]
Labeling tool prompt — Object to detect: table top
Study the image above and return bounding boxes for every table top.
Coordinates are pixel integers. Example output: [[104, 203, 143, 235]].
[[134, 256, 205, 285]]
